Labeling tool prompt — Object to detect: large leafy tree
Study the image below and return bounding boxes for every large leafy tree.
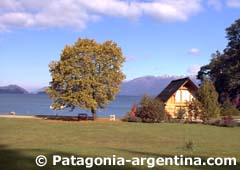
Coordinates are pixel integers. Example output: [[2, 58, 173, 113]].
[[197, 18, 240, 102], [46, 38, 125, 120]]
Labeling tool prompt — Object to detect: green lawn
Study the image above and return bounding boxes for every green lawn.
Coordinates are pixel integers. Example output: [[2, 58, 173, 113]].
[[0, 118, 239, 170]]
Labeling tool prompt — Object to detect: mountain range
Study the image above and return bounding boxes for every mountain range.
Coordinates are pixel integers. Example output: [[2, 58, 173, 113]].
[[0, 85, 29, 94], [119, 75, 199, 96], [0, 75, 199, 96]]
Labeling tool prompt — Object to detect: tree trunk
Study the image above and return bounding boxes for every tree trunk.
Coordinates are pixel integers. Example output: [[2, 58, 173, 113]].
[[91, 108, 96, 120]]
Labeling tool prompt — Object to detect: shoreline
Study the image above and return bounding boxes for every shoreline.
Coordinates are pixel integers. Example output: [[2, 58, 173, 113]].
[[0, 114, 40, 119], [0, 114, 122, 122]]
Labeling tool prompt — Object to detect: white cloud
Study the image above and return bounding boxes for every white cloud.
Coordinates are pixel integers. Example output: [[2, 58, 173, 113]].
[[0, 0, 21, 11], [207, 0, 240, 9], [187, 64, 200, 75], [226, 0, 240, 8], [0, 0, 203, 32], [188, 48, 200, 56], [208, 0, 223, 10], [78, 0, 142, 19], [1, 0, 240, 32], [140, 0, 202, 22]]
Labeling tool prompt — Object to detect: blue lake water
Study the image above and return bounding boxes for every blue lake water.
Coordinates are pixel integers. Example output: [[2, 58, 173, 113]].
[[0, 94, 141, 118]]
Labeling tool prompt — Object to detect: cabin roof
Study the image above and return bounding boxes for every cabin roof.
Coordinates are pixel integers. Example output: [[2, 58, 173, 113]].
[[156, 77, 198, 103]]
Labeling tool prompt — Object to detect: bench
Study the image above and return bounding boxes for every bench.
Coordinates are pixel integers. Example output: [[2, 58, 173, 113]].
[[78, 113, 88, 121], [110, 114, 116, 121]]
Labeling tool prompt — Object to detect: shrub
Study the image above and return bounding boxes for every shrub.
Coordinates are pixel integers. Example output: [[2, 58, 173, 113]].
[[219, 116, 237, 127], [122, 112, 142, 122], [207, 118, 220, 126], [221, 98, 240, 116], [176, 108, 187, 119], [209, 116, 238, 127], [138, 94, 165, 123], [184, 140, 194, 150], [188, 99, 203, 119], [127, 116, 142, 123], [166, 118, 184, 123], [122, 104, 142, 122]]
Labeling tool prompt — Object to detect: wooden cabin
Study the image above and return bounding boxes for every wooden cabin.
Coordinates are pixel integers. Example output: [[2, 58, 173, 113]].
[[156, 77, 198, 118]]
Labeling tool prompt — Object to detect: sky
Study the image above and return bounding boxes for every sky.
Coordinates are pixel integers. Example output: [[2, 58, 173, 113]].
[[0, 0, 240, 91]]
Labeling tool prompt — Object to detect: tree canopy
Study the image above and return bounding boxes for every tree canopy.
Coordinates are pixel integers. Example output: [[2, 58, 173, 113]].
[[197, 18, 240, 103], [46, 38, 125, 119]]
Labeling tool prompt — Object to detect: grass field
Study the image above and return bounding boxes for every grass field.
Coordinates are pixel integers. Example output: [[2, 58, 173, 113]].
[[0, 118, 239, 170]]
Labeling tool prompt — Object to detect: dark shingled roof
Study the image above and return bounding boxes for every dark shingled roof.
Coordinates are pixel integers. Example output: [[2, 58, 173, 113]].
[[156, 77, 197, 102]]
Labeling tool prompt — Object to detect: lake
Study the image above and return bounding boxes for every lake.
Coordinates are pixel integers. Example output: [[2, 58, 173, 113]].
[[0, 94, 141, 118]]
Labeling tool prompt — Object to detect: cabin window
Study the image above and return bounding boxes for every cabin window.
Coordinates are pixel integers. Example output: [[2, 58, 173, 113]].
[[175, 90, 181, 102], [182, 90, 191, 102], [175, 90, 193, 102]]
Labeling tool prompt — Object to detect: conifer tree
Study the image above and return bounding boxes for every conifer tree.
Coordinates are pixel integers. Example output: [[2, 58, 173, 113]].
[[196, 78, 221, 120]]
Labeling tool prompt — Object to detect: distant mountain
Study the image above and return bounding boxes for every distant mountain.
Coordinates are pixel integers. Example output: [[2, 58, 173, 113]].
[[36, 75, 199, 96], [0, 85, 29, 94], [36, 87, 47, 94], [119, 75, 199, 96]]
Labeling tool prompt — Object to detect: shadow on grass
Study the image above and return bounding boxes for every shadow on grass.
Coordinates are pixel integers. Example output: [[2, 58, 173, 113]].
[[0, 145, 238, 170], [0, 145, 141, 170], [112, 148, 240, 170]]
